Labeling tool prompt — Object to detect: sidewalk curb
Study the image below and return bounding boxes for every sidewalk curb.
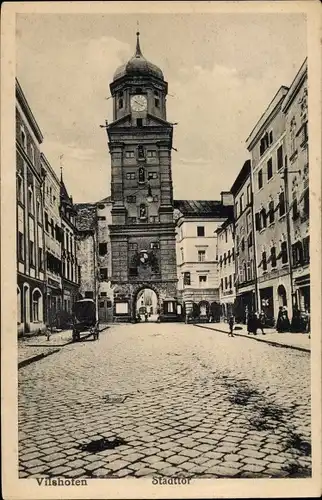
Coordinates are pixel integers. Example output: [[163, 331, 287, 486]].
[[195, 324, 310, 353], [18, 348, 61, 369], [18, 325, 110, 369]]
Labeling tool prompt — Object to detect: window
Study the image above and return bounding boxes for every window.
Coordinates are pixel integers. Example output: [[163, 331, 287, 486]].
[[139, 204, 147, 219], [32, 290, 42, 322], [155, 98, 160, 108], [180, 248, 184, 262], [100, 292, 107, 297], [51, 218, 55, 237], [100, 268, 108, 280], [227, 250, 231, 264], [224, 277, 228, 289], [269, 131, 273, 144], [234, 202, 238, 219], [126, 195, 136, 203], [267, 158, 273, 180], [241, 238, 245, 252], [303, 189, 309, 217], [99, 301, 105, 308], [220, 278, 223, 290], [136, 118, 143, 127], [28, 189, 34, 214], [302, 236, 310, 263], [98, 216, 106, 221], [300, 122, 308, 146], [99, 242, 107, 256], [232, 248, 235, 261], [225, 229, 228, 243], [198, 250, 206, 262], [281, 241, 288, 264], [36, 199, 41, 220], [21, 129, 27, 150], [183, 272, 191, 285], [30, 144, 35, 164], [18, 232, 24, 261], [125, 151, 135, 158], [197, 226, 205, 237], [229, 275, 232, 289], [277, 145, 283, 170], [292, 241, 304, 267], [246, 184, 251, 205], [240, 193, 244, 215], [255, 212, 261, 231], [268, 200, 275, 224], [85, 291, 94, 299], [271, 247, 277, 268], [126, 172, 136, 180], [292, 198, 299, 220], [29, 240, 34, 266], [258, 169, 263, 190], [147, 150, 157, 158], [259, 132, 269, 156], [247, 231, 253, 248], [118, 98, 123, 109], [199, 275, 207, 286], [17, 175, 23, 203], [261, 208, 267, 229], [262, 251, 267, 271], [148, 172, 158, 180], [279, 192, 286, 217], [38, 248, 43, 270]]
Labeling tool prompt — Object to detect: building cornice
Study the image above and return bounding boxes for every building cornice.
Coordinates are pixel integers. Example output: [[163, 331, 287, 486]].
[[16, 78, 44, 143]]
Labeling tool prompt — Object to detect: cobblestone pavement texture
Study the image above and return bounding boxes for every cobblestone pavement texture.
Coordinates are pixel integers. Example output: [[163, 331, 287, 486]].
[[19, 323, 311, 479]]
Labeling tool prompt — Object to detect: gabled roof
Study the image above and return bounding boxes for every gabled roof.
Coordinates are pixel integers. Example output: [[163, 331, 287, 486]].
[[173, 200, 233, 219], [60, 179, 73, 208]]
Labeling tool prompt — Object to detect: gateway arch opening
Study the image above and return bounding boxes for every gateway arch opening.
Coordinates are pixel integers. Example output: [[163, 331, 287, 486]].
[[135, 288, 159, 322]]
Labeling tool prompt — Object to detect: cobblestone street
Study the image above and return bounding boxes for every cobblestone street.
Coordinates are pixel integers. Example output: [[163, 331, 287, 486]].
[[18, 323, 311, 479]]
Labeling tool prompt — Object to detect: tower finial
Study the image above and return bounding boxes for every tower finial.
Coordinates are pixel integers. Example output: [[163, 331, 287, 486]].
[[135, 27, 142, 57], [59, 154, 64, 182]]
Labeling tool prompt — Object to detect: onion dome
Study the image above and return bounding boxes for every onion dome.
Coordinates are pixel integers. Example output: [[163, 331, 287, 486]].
[[113, 32, 164, 81]]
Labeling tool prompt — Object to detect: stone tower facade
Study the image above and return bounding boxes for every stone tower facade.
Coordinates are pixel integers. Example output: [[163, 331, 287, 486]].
[[106, 33, 178, 322]]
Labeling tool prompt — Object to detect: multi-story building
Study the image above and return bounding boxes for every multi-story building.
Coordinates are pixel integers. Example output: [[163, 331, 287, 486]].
[[96, 197, 114, 322], [41, 153, 63, 326], [230, 160, 257, 323], [16, 79, 46, 335], [246, 86, 291, 324], [105, 32, 178, 322], [174, 194, 233, 321], [282, 59, 309, 313], [216, 216, 235, 321], [60, 176, 79, 318]]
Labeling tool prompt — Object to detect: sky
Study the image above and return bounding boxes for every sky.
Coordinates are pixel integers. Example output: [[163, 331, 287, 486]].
[[16, 13, 307, 203]]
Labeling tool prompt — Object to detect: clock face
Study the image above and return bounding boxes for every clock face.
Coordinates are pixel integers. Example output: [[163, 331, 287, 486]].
[[131, 94, 147, 112]]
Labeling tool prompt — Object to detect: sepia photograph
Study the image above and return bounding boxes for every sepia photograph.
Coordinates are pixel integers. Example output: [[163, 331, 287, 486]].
[[1, 1, 321, 499]]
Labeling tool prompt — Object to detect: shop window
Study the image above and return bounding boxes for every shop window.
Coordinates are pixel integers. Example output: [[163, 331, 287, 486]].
[[197, 226, 205, 237], [99, 242, 107, 256]]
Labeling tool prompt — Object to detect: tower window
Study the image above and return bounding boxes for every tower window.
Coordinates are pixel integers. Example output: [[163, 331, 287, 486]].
[[136, 87, 143, 94], [136, 118, 143, 127], [118, 98, 123, 109], [155, 98, 160, 108]]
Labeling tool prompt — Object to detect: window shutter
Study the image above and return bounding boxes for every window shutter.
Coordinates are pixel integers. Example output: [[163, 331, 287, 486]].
[[255, 212, 260, 231]]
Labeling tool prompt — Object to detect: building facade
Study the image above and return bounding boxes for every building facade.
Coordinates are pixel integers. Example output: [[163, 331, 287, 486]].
[[174, 196, 233, 322], [230, 160, 257, 323], [96, 197, 114, 323], [16, 79, 46, 335], [282, 59, 310, 315], [106, 33, 178, 322], [60, 178, 80, 320], [246, 86, 292, 324], [41, 154, 63, 327], [216, 217, 236, 321]]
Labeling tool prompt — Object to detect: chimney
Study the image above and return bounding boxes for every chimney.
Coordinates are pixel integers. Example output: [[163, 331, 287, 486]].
[[220, 191, 234, 206]]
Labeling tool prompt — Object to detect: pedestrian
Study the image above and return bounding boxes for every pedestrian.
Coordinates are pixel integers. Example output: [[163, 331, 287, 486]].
[[252, 312, 258, 335], [228, 315, 235, 337], [144, 312, 148, 322], [258, 311, 265, 335], [247, 312, 253, 335], [291, 306, 302, 333]]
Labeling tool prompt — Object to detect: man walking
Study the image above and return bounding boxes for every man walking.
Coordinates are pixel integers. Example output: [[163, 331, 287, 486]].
[[228, 315, 235, 337]]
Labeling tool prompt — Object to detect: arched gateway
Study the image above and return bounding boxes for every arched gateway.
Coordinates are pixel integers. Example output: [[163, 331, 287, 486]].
[[106, 33, 179, 323]]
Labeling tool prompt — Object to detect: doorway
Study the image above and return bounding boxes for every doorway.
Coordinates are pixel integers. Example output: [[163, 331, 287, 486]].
[[135, 288, 159, 322]]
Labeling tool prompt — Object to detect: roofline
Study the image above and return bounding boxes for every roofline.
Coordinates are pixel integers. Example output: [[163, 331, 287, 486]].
[[245, 86, 289, 150], [16, 78, 44, 143], [282, 58, 308, 113], [230, 160, 251, 196], [40, 153, 60, 185]]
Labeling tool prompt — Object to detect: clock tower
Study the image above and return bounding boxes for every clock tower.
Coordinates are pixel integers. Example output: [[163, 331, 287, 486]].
[[106, 32, 178, 322]]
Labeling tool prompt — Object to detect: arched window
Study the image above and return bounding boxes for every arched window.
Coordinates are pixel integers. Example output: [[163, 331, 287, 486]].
[[32, 289, 43, 322]]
